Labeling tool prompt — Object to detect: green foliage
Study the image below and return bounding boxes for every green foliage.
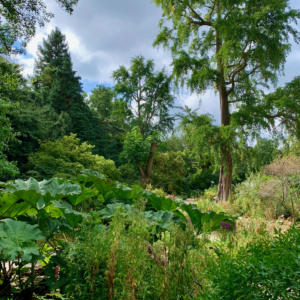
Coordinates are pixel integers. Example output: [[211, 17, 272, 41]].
[[234, 173, 278, 218], [152, 151, 187, 194], [0, 57, 25, 180], [234, 164, 300, 220], [87, 85, 131, 163], [0, 57, 27, 100], [181, 113, 217, 164], [118, 162, 140, 185], [113, 56, 174, 136], [175, 110, 281, 191], [34, 28, 82, 111], [75, 170, 235, 234], [154, 0, 300, 94], [60, 206, 201, 300], [28, 134, 120, 180], [0, 100, 19, 181], [231, 137, 281, 183], [235, 76, 300, 138], [0, 219, 45, 297], [8, 102, 72, 173], [0, 56, 65, 177], [0, 177, 82, 221], [0, 176, 83, 298], [114, 56, 175, 184], [266, 76, 300, 138], [187, 167, 219, 193], [284, 139, 300, 156], [33, 28, 83, 112], [121, 127, 158, 165], [0, 169, 234, 299], [200, 227, 300, 299], [88, 84, 113, 119], [153, 0, 300, 200]]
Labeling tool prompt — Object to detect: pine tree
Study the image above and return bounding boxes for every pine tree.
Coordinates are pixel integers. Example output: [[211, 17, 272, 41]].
[[33, 28, 106, 155], [34, 28, 82, 112]]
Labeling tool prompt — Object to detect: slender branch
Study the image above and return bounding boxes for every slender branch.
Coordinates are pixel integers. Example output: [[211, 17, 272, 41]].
[[207, 0, 216, 20], [186, 3, 213, 27], [226, 64, 260, 96]]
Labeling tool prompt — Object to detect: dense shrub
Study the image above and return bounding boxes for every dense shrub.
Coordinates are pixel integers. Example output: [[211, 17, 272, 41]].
[[234, 167, 300, 220], [118, 162, 140, 185], [28, 134, 120, 180], [186, 166, 218, 194], [234, 173, 276, 218]]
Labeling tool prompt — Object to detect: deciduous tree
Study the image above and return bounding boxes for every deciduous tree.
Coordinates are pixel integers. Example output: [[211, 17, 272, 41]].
[[114, 56, 175, 186]]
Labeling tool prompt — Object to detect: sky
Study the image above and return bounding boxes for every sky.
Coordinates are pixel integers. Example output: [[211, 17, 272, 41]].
[[15, 0, 300, 123]]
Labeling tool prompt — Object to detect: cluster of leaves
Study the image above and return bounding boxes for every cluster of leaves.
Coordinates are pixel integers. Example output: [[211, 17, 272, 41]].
[[0, 100, 19, 180], [152, 151, 187, 194]]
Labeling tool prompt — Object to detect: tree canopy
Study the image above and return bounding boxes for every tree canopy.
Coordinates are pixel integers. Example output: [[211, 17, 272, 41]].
[[113, 56, 175, 136]]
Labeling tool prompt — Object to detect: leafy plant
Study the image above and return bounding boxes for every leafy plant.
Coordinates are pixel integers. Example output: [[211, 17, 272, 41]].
[[28, 134, 120, 180], [0, 219, 44, 298]]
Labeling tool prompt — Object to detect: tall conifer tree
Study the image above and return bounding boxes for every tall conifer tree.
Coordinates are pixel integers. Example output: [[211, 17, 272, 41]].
[[34, 28, 82, 112], [33, 28, 105, 155]]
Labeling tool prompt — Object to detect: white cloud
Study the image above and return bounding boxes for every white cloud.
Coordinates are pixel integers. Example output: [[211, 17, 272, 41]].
[[15, 55, 35, 77], [180, 89, 220, 123]]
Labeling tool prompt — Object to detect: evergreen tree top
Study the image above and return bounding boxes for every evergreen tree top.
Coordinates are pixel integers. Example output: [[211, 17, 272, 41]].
[[35, 28, 72, 75]]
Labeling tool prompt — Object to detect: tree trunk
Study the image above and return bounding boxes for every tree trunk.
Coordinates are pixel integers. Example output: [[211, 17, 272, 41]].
[[216, 80, 233, 202], [217, 144, 233, 202], [137, 162, 149, 188], [216, 5, 233, 202], [137, 141, 158, 188]]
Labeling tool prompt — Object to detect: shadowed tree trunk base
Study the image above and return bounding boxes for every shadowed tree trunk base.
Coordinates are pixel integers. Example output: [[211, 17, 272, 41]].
[[137, 141, 157, 188]]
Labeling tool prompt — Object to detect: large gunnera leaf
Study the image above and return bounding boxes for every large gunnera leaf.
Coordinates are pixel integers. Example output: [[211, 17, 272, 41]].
[[4, 178, 81, 199], [0, 178, 82, 217], [0, 219, 44, 261]]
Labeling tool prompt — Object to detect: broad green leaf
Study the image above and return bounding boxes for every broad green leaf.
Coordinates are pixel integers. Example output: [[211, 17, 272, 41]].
[[0, 219, 44, 261], [99, 203, 132, 220], [146, 192, 178, 211], [145, 210, 174, 230], [3, 178, 81, 199], [181, 203, 203, 232], [51, 201, 83, 227]]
